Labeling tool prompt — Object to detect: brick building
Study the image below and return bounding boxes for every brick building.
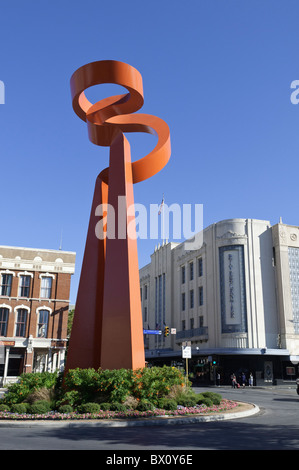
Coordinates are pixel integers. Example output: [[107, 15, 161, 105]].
[[0, 245, 76, 385]]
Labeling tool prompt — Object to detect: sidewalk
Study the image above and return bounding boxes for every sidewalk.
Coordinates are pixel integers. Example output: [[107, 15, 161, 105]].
[[194, 382, 298, 390]]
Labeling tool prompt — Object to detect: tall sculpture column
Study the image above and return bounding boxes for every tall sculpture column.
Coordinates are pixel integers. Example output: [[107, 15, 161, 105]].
[[65, 60, 171, 372]]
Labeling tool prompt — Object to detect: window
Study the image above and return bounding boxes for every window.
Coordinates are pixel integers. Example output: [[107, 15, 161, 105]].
[[144, 306, 147, 322], [182, 320, 186, 331], [18, 275, 31, 297], [140, 287, 142, 301], [190, 318, 194, 329], [198, 258, 203, 277], [199, 286, 203, 306], [144, 285, 147, 300], [0, 274, 13, 296], [181, 266, 185, 284], [40, 276, 52, 299], [190, 262, 194, 281], [199, 315, 204, 328], [37, 309, 49, 337], [190, 289, 194, 308], [0, 308, 9, 336], [181, 292, 185, 311], [15, 309, 27, 337]]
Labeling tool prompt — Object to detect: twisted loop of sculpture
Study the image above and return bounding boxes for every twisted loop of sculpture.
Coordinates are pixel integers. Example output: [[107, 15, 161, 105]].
[[70, 60, 171, 183]]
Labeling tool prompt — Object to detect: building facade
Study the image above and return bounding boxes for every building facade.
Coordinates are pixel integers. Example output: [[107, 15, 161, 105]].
[[139, 218, 299, 385], [0, 245, 75, 385]]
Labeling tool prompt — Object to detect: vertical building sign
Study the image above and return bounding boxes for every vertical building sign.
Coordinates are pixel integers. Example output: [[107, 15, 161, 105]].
[[288, 247, 299, 334], [219, 245, 247, 333]]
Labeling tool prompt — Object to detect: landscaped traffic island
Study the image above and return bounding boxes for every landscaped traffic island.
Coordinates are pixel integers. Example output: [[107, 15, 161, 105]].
[[0, 367, 239, 420]]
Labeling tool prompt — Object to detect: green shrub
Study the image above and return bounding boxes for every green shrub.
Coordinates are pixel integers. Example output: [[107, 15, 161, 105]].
[[2, 371, 59, 406], [64, 368, 132, 404], [195, 393, 204, 401], [79, 402, 101, 413], [131, 366, 185, 404], [201, 391, 222, 405], [63, 366, 185, 406], [109, 403, 127, 412], [196, 396, 213, 407], [173, 386, 198, 407], [99, 403, 111, 411], [11, 403, 30, 414], [30, 400, 51, 414], [56, 390, 80, 408], [158, 398, 177, 410], [0, 403, 10, 412], [177, 394, 198, 407], [136, 400, 154, 411], [58, 404, 73, 413]]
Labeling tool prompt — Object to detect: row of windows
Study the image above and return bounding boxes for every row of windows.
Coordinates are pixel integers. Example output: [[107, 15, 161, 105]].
[[181, 258, 203, 284], [182, 316, 204, 330], [0, 307, 49, 338], [182, 287, 204, 310], [0, 273, 53, 299]]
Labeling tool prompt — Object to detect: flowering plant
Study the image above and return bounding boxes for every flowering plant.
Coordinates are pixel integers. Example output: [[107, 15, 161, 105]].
[[0, 399, 239, 421]]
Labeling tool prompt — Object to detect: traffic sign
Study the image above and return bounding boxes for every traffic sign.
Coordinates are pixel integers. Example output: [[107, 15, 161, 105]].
[[143, 329, 162, 335], [182, 345, 192, 358]]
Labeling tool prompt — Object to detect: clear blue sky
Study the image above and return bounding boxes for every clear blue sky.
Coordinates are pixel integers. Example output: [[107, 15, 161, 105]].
[[1, 0, 299, 303]]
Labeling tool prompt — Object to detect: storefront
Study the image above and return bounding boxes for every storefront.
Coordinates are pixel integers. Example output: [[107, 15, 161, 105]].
[[0, 339, 67, 385], [145, 348, 299, 386]]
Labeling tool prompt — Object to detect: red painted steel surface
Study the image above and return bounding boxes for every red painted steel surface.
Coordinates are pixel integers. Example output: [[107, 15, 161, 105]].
[[65, 60, 171, 372]]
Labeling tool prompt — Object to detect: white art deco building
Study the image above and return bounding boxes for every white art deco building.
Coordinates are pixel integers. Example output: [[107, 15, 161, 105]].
[[139, 218, 299, 385]]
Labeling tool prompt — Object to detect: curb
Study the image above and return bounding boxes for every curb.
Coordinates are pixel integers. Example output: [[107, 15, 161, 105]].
[[0, 402, 260, 428]]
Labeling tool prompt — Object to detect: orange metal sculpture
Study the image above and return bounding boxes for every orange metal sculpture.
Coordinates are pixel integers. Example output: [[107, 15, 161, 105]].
[[65, 60, 171, 372]]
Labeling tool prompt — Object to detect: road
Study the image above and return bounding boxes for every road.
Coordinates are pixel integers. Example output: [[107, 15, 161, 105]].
[[0, 385, 299, 451]]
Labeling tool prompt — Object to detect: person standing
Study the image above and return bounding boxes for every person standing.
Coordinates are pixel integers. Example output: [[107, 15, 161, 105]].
[[241, 372, 246, 388]]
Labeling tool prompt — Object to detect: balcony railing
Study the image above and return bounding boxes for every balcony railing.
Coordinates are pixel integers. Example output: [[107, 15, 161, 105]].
[[176, 327, 208, 340]]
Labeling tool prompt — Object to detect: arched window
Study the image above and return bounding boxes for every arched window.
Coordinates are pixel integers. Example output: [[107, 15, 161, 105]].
[[0, 272, 14, 296], [39, 274, 54, 299], [15, 308, 28, 337], [0, 307, 9, 336], [18, 274, 31, 297], [37, 309, 49, 338]]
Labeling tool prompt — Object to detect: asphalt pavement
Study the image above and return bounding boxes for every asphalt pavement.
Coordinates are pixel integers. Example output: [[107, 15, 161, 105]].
[[0, 384, 299, 451]]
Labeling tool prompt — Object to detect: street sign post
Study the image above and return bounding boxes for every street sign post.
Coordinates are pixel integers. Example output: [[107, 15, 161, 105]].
[[182, 341, 192, 385]]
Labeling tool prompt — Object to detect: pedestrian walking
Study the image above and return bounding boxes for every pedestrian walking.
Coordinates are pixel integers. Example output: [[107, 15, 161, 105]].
[[249, 373, 253, 387], [231, 373, 237, 388]]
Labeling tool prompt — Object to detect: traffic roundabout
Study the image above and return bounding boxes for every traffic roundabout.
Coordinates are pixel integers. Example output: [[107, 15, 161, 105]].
[[0, 400, 259, 428]]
